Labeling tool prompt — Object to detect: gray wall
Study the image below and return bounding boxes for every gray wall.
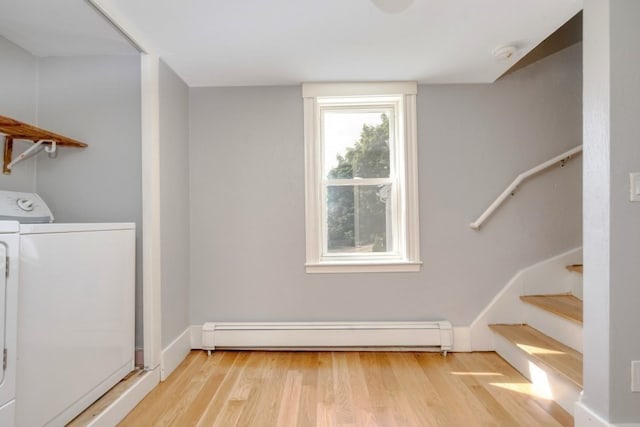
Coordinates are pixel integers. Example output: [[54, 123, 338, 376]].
[[188, 44, 582, 326], [35, 55, 143, 347], [159, 59, 191, 348], [0, 36, 38, 191], [609, 1, 640, 419], [583, 0, 640, 422]]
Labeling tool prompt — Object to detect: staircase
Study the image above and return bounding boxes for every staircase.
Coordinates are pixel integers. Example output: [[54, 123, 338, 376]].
[[489, 263, 583, 414]]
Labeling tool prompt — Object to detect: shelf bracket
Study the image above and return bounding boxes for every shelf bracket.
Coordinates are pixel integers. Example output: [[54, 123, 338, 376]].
[[0, 115, 87, 175], [3, 136, 13, 175], [6, 139, 50, 172]]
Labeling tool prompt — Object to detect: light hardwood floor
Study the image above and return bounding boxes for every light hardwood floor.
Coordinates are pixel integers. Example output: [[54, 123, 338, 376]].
[[118, 350, 572, 427]]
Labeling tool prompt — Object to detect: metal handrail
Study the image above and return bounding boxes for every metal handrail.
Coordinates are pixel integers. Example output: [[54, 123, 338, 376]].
[[470, 145, 582, 230]]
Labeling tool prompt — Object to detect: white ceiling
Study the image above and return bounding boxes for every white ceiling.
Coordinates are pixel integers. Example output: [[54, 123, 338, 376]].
[[1, 0, 582, 87], [0, 0, 138, 56]]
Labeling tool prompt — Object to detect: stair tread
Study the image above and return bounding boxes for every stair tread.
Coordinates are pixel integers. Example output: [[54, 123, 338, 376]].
[[489, 324, 583, 388], [566, 264, 583, 274], [520, 294, 583, 324]]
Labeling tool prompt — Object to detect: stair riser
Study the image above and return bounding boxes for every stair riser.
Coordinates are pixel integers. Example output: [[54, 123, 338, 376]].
[[524, 304, 583, 352], [521, 249, 582, 296], [494, 334, 581, 415], [571, 276, 583, 300]]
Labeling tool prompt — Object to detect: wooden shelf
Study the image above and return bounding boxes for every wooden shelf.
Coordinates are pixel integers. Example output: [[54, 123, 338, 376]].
[[0, 114, 87, 174]]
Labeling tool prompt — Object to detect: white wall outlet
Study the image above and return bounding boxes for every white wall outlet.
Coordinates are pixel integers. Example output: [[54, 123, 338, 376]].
[[632, 361, 640, 392], [630, 173, 640, 202]]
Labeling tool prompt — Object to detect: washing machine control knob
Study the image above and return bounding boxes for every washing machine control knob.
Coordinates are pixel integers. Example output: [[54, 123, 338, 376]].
[[17, 198, 34, 212]]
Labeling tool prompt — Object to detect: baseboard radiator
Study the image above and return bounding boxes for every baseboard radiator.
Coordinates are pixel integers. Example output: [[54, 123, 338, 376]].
[[201, 321, 453, 353]]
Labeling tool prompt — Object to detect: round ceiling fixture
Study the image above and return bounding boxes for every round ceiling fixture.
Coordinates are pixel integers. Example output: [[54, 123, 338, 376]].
[[371, 0, 415, 14], [492, 45, 519, 61]]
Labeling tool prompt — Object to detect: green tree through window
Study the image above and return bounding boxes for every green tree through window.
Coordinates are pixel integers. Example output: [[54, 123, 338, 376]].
[[327, 114, 390, 252]]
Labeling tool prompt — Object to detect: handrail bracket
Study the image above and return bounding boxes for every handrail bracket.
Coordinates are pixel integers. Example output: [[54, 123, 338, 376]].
[[470, 145, 582, 230]]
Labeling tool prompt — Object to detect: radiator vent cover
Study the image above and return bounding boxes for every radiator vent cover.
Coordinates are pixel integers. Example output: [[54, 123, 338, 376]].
[[201, 321, 453, 352]]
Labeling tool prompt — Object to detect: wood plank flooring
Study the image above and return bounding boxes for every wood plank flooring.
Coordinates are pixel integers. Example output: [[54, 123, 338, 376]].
[[118, 350, 572, 427]]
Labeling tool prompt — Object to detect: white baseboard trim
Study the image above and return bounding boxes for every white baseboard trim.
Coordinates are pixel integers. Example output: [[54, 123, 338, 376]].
[[191, 321, 456, 352], [190, 324, 203, 349], [574, 400, 640, 427], [85, 367, 160, 427], [160, 328, 191, 381], [453, 327, 471, 352], [574, 401, 612, 427]]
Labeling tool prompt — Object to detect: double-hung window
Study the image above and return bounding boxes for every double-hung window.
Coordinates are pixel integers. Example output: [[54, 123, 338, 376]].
[[303, 83, 421, 273]]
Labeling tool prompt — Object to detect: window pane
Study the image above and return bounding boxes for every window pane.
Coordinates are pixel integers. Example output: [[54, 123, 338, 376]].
[[323, 110, 391, 179], [326, 184, 392, 253]]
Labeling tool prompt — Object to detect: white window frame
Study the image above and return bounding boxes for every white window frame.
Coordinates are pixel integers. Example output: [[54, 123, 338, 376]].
[[303, 82, 421, 273]]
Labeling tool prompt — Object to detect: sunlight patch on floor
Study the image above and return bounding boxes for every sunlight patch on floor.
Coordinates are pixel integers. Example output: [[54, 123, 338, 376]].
[[517, 343, 565, 356], [450, 371, 504, 377], [489, 381, 552, 400], [489, 361, 553, 400]]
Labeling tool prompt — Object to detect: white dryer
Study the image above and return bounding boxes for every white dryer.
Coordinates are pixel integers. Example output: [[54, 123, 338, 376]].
[[0, 221, 19, 427], [16, 222, 135, 427], [0, 190, 136, 427]]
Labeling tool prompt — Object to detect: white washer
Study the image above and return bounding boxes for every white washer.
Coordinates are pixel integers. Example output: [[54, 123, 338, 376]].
[[0, 221, 19, 427]]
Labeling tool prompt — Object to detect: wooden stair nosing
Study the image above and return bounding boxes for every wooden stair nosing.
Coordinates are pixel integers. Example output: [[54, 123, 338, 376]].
[[489, 323, 583, 388], [566, 264, 583, 274], [520, 294, 583, 324]]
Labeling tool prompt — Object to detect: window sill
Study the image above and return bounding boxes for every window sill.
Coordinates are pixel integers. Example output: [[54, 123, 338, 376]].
[[305, 261, 422, 274]]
